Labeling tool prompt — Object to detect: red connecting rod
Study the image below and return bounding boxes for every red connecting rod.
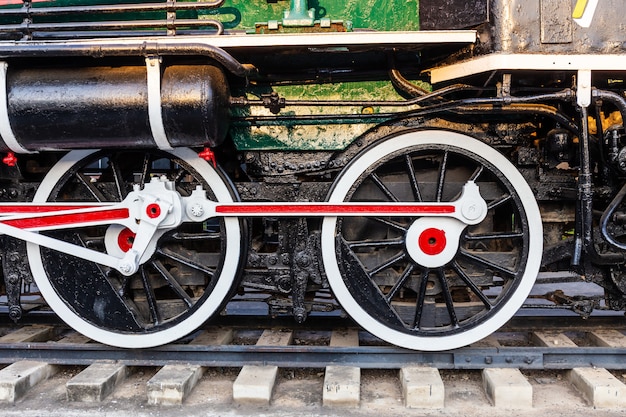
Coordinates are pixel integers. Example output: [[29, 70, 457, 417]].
[[0, 202, 456, 231]]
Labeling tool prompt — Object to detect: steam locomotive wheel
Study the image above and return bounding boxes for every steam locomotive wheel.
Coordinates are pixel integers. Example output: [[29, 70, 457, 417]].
[[321, 130, 542, 351], [27, 148, 243, 348]]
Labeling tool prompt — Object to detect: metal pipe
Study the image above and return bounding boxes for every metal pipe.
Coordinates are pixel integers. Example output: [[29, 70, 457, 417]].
[[600, 181, 626, 250], [230, 83, 480, 108], [0, 0, 225, 16], [389, 67, 430, 97], [0, 41, 255, 77], [235, 87, 573, 109], [575, 105, 626, 265], [578, 105, 595, 264], [593, 88, 626, 121], [1, 19, 224, 34], [232, 91, 579, 135]]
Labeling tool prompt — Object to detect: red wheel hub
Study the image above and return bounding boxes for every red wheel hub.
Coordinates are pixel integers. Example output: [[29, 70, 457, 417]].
[[418, 228, 447, 256], [146, 203, 161, 219], [117, 227, 136, 253]]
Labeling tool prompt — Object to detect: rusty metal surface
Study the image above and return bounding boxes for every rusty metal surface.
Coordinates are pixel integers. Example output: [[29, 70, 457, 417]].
[[419, 0, 488, 30], [540, 0, 573, 44], [488, 0, 626, 53]]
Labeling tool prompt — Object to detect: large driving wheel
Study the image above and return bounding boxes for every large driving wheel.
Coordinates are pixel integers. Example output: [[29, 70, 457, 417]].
[[321, 130, 542, 351], [27, 148, 243, 348]]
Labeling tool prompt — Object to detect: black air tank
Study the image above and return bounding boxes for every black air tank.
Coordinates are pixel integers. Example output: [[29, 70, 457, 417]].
[[1, 62, 229, 152]]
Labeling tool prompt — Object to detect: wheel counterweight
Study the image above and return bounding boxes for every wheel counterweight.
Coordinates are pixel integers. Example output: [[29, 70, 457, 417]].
[[27, 148, 243, 348], [321, 130, 543, 351]]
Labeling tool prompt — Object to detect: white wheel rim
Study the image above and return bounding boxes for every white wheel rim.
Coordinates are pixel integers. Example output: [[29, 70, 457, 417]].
[[27, 148, 241, 348], [321, 130, 542, 351]]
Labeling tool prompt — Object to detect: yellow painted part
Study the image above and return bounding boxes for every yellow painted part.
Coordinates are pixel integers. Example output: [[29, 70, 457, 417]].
[[572, 0, 588, 19], [587, 111, 623, 135]]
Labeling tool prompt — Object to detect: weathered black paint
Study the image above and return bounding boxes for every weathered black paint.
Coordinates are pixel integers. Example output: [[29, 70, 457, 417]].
[[419, 0, 488, 30], [3, 63, 229, 152]]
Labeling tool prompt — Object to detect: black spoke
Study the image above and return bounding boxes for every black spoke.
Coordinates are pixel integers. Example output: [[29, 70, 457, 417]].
[[168, 231, 222, 241], [452, 261, 493, 309], [487, 194, 512, 210], [368, 252, 406, 277], [459, 249, 518, 278], [173, 166, 192, 195], [348, 238, 404, 249], [74, 232, 129, 299], [139, 152, 151, 188], [370, 217, 408, 232], [109, 157, 126, 201], [370, 172, 399, 202], [412, 269, 430, 329], [75, 172, 106, 202], [386, 263, 416, 303], [464, 231, 524, 241], [117, 274, 132, 299], [151, 260, 194, 309], [436, 151, 449, 202], [437, 267, 459, 328], [469, 165, 484, 182], [405, 154, 422, 202], [173, 167, 187, 183], [157, 248, 216, 277], [140, 265, 161, 325]]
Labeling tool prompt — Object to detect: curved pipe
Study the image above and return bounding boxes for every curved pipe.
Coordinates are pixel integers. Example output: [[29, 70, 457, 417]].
[[0, 41, 255, 77], [593, 89, 626, 116], [453, 103, 580, 135], [233, 89, 579, 135], [576, 105, 626, 265], [389, 68, 430, 98], [0, 0, 226, 16], [235, 88, 574, 111], [231, 83, 479, 108], [600, 181, 626, 251]]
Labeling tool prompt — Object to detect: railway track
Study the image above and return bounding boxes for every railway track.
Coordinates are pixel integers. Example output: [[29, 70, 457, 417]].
[[0, 313, 624, 416]]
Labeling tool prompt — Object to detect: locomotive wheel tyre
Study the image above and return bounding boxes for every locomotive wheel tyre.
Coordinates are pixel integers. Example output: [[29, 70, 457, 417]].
[[27, 148, 242, 348], [321, 130, 542, 351]]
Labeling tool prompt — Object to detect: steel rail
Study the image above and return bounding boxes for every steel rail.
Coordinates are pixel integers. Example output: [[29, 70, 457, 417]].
[[0, 341, 624, 370], [0, 315, 624, 369], [3, 311, 625, 331]]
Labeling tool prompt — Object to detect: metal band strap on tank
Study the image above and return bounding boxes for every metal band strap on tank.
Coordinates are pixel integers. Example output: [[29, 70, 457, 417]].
[[145, 56, 173, 150], [0, 62, 32, 154]]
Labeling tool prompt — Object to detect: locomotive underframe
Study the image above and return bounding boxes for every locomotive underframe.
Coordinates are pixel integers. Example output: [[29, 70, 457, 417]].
[[3, 65, 626, 311], [0, 0, 625, 350]]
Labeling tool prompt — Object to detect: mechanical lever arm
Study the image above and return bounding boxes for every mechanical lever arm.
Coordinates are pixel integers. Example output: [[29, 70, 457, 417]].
[[0, 180, 487, 276], [0, 178, 181, 276], [186, 180, 488, 225]]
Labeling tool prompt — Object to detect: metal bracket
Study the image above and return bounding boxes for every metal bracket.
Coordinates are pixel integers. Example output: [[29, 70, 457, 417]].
[[145, 56, 173, 150], [577, 69, 592, 108], [282, 0, 315, 27]]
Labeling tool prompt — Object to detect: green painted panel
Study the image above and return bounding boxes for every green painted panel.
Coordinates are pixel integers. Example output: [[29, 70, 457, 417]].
[[230, 79, 430, 151], [0, 1, 419, 32], [275, 81, 401, 101], [215, 0, 419, 31]]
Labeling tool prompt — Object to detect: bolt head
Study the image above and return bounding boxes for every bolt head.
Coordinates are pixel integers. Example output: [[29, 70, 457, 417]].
[[190, 204, 204, 217]]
